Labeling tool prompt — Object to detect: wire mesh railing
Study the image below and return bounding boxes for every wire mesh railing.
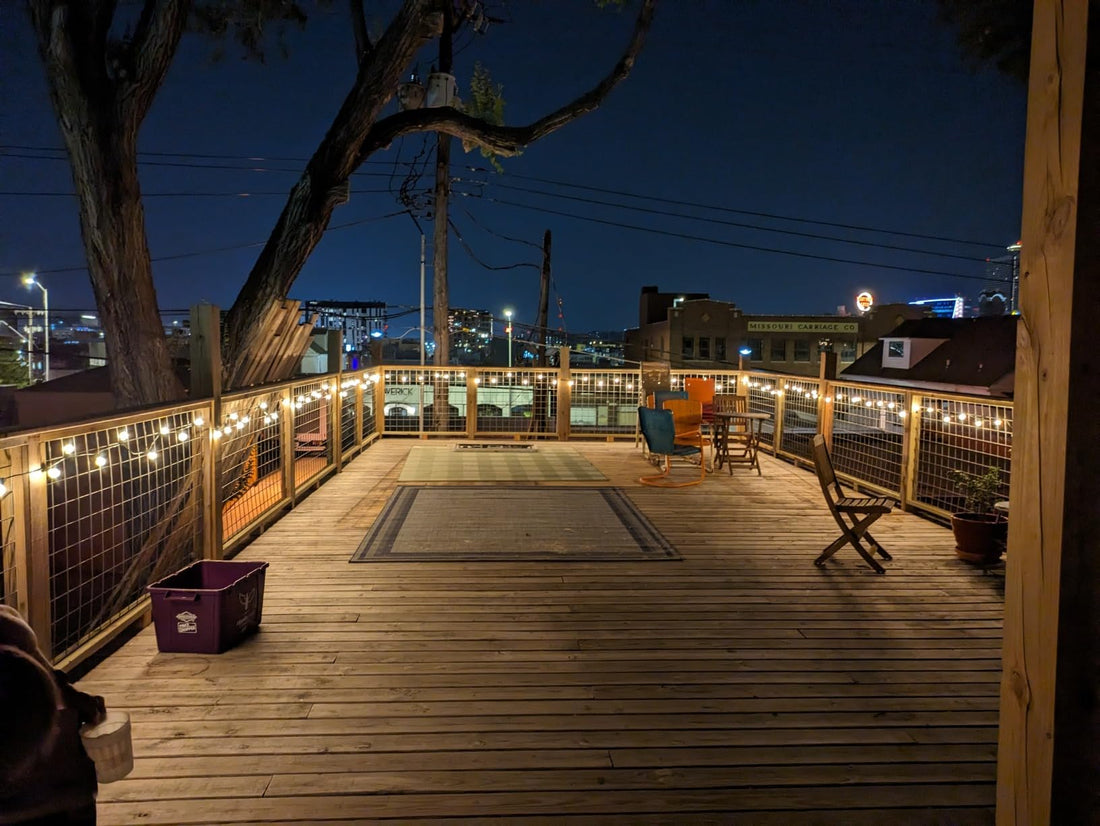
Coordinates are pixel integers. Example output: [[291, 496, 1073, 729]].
[[219, 388, 286, 544], [912, 394, 1013, 515], [570, 369, 640, 435], [41, 404, 209, 662], [776, 377, 822, 462], [828, 383, 908, 496], [475, 368, 553, 436], [291, 378, 336, 490], [381, 368, 468, 434]]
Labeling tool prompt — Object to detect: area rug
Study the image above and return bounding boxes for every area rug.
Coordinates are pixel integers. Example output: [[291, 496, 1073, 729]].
[[398, 444, 607, 483], [351, 487, 679, 562]]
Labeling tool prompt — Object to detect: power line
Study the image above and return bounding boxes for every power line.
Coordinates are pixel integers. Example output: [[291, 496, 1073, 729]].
[[462, 179, 993, 264], [0, 187, 399, 199], [3, 143, 1007, 250], [462, 166, 1007, 250], [448, 217, 540, 272], [464, 193, 1009, 284], [0, 209, 407, 277]]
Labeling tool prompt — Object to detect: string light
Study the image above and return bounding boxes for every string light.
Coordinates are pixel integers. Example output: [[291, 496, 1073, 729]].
[[117, 428, 129, 441], [46, 466, 61, 479], [0, 479, 7, 496], [94, 454, 107, 467]]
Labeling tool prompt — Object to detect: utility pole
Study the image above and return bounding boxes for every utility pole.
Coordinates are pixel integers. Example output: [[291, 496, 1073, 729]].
[[531, 229, 552, 433], [535, 230, 552, 369], [430, 1, 455, 432]]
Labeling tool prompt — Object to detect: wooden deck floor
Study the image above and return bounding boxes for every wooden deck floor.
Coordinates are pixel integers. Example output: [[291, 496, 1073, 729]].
[[79, 440, 1005, 825]]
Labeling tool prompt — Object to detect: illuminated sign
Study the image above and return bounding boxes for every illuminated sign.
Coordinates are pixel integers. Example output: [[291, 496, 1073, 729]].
[[747, 320, 859, 333], [855, 291, 874, 312]]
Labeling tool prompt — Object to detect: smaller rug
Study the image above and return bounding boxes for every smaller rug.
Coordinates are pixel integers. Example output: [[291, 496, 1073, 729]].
[[351, 486, 679, 562], [398, 444, 607, 483]]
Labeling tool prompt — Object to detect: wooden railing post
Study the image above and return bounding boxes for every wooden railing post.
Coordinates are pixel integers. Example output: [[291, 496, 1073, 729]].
[[22, 435, 52, 657], [280, 386, 296, 505], [898, 392, 921, 510], [191, 304, 223, 561], [557, 349, 571, 441], [354, 374, 365, 447], [374, 371, 386, 436], [327, 332, 342, 470], [817, 354, 838, 450], [7, 443, 32, 622], [466, 367, 478, 439]]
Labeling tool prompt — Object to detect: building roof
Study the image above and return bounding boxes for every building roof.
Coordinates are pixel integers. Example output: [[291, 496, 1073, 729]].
[[841, 316, 1018, 396]]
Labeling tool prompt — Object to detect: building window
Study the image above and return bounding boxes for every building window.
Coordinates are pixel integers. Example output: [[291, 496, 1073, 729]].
[[888, 340, 906, 358], [840, 341, 857, 362], [715, 337, 726, 362], [771, 338, 787, 361], [682, 336, 694, 359], [793, 340, 811, 362], [746, 338, 763, 361], [698, 337, 711, 359]]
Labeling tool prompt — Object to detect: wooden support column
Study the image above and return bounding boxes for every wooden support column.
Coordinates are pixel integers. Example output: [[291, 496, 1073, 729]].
[[373, 371, 386, 436], [898, 392, 920, 511], [327, 331, 342, 470], [997, 4, 1099, 824], [23, 436, 51, 657], [466, 368, 478, 439], [817, 353, 838, 450], [280, 386, 296, 505], [191, 304, 223, 560], [556, 348, 571, 441]]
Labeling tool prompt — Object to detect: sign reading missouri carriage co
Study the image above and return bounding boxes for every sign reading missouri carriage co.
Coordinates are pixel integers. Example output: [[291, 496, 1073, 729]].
[[747, 320, 859, 333]]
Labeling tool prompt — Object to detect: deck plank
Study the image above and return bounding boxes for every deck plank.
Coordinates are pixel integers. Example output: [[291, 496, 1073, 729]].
[[80, 439, 1004, 825]]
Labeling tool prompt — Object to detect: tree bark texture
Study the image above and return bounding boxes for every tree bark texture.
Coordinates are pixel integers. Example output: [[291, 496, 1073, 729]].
[[430, 0, 454, 431], [28, 0, 189, 409]]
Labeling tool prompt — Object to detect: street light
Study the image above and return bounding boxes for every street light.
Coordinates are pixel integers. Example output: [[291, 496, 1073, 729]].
[[503, 308, 513, 369], [23, 273, 48, 382], [0, 320, 34, 385], [738, 345, 752, 372]]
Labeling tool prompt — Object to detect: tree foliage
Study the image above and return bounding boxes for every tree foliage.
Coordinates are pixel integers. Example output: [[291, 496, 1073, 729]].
[[462, 62, 506, 170], [938, 0, 1032, 85]]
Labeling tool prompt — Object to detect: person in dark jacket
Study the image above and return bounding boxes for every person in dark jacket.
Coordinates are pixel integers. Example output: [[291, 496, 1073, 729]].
[[1, 605, 104, 825]]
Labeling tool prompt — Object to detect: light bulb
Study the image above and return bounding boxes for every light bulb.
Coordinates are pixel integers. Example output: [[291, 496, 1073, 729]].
[[62, 442, 76, 455], [177, 431, 189, 442], [259, 402, 268, 410], [0, 480, 7, 496], [95, 454, 107, 467], [229, 412, 238, 421], [146, 449, 158, 462], [211, 429, 222, 439], [193, 416, 205, 427], [159, 425, 170, 435], [117, 428, 129, 441], [47, 466, 61, 480]]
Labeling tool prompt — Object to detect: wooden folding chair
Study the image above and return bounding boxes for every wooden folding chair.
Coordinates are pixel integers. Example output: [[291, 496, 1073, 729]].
[[684, 377, 716, 424], [637, 406, 705, 487], [811, 434, 893, 574]]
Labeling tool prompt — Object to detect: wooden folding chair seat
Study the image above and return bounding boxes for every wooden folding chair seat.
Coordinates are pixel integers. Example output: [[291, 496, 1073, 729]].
[[684, 377, 716, 424], [812, 434, 893, 573], [637, 406, 705, 487]]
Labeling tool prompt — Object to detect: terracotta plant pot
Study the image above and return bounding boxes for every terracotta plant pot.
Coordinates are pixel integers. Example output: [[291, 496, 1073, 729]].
[[951, 513, 1008, 564]]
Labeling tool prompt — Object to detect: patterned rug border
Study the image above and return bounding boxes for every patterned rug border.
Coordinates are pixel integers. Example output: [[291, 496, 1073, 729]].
[[350, 486, 680, 563]]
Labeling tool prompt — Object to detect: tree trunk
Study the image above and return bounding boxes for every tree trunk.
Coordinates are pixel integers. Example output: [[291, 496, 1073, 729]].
[[223, 0, 441, 387], [29, 0, 186, 409]]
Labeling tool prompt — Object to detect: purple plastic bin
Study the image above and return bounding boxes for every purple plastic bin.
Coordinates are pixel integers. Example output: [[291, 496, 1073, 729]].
[[148, 560, 269, 654]]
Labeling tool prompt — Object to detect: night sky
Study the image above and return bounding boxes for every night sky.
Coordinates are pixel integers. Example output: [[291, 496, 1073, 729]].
[[0, 1, 1026, 336]]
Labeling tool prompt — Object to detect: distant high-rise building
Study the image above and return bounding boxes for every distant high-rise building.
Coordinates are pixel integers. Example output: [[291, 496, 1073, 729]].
[[909, 297, 965, 318], [300, 300, 387, 351], [985, 241, 1021, 313], [449, 308, 493, 364]]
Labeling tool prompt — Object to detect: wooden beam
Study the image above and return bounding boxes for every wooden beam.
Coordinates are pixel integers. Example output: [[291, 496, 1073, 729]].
[[997, 3, 1096, 824]]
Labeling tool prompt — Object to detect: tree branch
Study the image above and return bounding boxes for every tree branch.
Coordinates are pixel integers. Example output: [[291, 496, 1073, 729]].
[[349, 0, 373, 63], [357, 0, 656, 161], [123, 0, 190, 123]]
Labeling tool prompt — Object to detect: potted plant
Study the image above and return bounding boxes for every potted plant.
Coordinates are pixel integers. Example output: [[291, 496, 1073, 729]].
[[948, 466, 1007, 564]]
